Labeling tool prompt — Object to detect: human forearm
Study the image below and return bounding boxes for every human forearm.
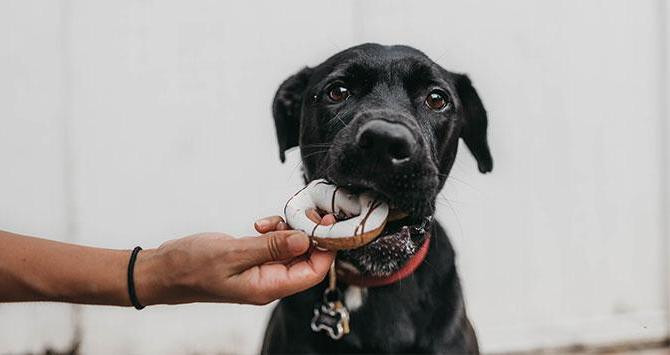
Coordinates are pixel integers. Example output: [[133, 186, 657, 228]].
[[0, 230, 133, 305], [0, 217, 333, 306]]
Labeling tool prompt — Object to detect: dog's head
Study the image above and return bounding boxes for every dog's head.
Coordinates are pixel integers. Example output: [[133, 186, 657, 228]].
[[273, 43, 492, 276]]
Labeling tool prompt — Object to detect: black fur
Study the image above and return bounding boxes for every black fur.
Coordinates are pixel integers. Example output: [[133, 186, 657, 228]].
[[273, 67, 314, 162], [264, 43, 491, 354], [262, 224, 477, 353]]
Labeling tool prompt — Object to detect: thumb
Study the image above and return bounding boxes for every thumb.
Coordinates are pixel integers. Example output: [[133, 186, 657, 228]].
[[229, 230, 311, 272]]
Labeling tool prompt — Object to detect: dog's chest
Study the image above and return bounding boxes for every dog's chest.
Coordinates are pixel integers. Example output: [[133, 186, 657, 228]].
[[339, 285, 420, 350], [343, 285, 366, 311]]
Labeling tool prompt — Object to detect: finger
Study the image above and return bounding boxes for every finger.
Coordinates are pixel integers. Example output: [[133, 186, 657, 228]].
[[268, 250, 336, 299], [254, 216, 285, 233], [236, 250, 336, 304], [305, 208, 322, 224], [276, 221, 290, 231], [230, 231, 311, 272], [320, 214, 336, 226]]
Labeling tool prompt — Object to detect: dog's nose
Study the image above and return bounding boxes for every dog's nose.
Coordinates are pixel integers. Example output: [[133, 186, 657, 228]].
[[356, 120, 416, 164]]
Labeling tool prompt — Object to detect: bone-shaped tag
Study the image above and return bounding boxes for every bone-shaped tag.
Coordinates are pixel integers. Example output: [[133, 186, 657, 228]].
[[310, 301, 350, 340]]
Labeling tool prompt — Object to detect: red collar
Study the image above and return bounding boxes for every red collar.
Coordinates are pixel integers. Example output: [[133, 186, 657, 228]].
[[336, 234, 431, 288]]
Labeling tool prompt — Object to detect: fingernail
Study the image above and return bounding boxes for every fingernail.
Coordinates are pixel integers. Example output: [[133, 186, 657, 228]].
[[255, 218, 270, 229], [286, 232, 310, 254]]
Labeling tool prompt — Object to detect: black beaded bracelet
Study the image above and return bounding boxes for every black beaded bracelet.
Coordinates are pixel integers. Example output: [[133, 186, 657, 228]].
[[127, 246, 145, 310]]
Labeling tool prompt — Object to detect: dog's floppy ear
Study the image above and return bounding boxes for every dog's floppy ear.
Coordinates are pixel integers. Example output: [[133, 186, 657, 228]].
[[272, 67, 313, 162], [455, 74, 493, 173]]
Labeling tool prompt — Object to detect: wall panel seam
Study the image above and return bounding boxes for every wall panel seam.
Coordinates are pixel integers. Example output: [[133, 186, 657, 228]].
[[59, 0, 82, 348], [658, 0, 670, 333]]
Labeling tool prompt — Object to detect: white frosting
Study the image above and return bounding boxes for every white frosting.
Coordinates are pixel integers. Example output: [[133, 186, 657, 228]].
[[284, 179, 389, 239]]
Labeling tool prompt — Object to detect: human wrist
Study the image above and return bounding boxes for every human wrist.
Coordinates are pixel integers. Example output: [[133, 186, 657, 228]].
[[132, 247, 171, 306]]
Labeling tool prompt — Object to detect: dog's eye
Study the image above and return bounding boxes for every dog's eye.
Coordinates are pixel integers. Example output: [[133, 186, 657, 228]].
[[425, 90, 450, 111], [327, 85, 350, 103]]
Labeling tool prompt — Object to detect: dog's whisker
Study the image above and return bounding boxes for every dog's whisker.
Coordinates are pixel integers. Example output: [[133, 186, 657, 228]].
[[437, 192, 464, 205], [445, 178, 478, 192], [335, 116, 347, 128], [300, 144, 332, 149], [443, 174, 481, 193], [301, 142, 333, 147], [316, 159, 339, 180], [437, 194, 465, 242], [327, 111, 348, 128], [287, 149, 330, 182], [436, 197, 465, 207], [289, 160, 304, 181], [300, 149, 329, 160]]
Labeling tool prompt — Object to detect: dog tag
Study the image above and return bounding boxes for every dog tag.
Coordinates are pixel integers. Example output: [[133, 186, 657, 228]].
[[310, 289, 350, 340], [310, 262, 350, 340]]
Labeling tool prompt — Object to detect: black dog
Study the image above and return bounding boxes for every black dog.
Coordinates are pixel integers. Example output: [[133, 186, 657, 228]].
[[262, 43, 492, 354]]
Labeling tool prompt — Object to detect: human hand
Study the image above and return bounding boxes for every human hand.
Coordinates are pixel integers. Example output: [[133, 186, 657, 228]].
[[134, 213, 336, 305]]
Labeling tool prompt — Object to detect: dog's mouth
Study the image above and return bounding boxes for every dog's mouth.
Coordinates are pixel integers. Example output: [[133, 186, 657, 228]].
[[313, 170, 438, 276], [335, 199, 433, 277]]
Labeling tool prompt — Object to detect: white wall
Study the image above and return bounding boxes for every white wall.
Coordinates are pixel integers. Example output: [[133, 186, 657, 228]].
[[0, 2, 77, 353], [0, 1, 667, 354]]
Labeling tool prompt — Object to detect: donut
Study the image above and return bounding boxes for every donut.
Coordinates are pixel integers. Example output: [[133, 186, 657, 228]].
[[284, 179, 389, 250]]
